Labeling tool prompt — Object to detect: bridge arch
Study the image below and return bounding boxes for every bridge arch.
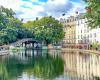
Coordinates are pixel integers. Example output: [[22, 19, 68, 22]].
[[10, 38, 41, 49]]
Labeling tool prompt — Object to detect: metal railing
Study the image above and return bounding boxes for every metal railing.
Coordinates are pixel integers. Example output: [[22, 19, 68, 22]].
[[10, 38, 34, 47]]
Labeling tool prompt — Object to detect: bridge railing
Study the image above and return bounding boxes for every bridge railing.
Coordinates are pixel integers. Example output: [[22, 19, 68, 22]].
[[10, 38, 34, 47]]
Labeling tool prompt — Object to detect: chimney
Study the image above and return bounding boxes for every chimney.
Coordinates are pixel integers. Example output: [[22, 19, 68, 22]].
[[49, 16, 52, 18], [75, 11, 79, 15], [36, 17, 38, 20], [85, 7, 91, 13]]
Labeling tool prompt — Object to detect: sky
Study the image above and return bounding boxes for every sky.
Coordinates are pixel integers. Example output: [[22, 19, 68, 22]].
[[0, 0, 86, 22]]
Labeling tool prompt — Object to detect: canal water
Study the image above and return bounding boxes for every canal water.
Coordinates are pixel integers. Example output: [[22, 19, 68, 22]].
[[0, 49, 100, 80]]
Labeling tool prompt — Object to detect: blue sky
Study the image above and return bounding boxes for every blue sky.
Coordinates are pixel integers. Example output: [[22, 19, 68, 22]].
[[0, 0, 86, 21]]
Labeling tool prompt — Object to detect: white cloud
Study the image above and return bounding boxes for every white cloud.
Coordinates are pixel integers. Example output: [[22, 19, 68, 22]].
[[0, 0, 86, 22], [47, 0, 68, 5], [59, 1, 86, 19], [38, 0, 73, 18], [0, 0, 22, 11]]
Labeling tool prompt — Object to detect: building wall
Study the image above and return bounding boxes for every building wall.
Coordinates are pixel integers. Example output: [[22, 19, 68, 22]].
[[62, 16, 76, 48], [87, 28, 100, 43], [64, 24, 76, 44], [75, 18, 90, 49], [75, 16, 100, 45], [61, 13, 100, 48]]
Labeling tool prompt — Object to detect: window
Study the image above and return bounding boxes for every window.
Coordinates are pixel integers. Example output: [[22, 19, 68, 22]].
[[84, 29, 87, 33], [88, 35, 89, 38], [69, 36, 70, 39], [69, 19, 71, 22], [69, 40, 71, 43], [68, 40, 69, 43], [78, 21, 79, 26], [95, 39, 96, 42], [78, 35, 80, 39], [90, 34, 92, 38], [75, 18, 77, 21], [72, 31, 73, 34], [87, 29, 89, 32], [81, 19, 83, 24], [81, 35, 83, 39], [78, 40, 80, 43], [84, 35, 86, 37], [67, 20, 69, 23], [72, 40, 73, 44], [94, 33, 96, 37], [81, 30, 82, 33], [81, 40, 83, 43], [74, 36, 76, 39], [84, 40, 86, 43]]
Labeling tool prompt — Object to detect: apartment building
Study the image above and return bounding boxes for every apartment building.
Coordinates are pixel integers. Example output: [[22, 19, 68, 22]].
[[87, 28, 100, 43], [60, 13, 100, 49], [62, 16, 76, 48], [75, 13, 89, 48]]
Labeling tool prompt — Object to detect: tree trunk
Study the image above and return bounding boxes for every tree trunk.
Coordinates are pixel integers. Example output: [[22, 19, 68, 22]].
[[45, 40, 53, 49]]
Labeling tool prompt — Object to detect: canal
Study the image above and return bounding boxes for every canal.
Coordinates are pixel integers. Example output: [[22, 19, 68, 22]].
[[0, 49, 100, 80]]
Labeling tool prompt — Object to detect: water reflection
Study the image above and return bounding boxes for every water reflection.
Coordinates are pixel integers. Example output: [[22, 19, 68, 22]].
[[0, 49, 100, 80], [0, 49, 64, 80], [62, 50, 100, 80]]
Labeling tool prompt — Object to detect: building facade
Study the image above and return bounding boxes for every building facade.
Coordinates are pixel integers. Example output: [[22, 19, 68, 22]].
[[62, 16, 76, 48], [75, 14, 89, 49], [61, 13, 100, 49]]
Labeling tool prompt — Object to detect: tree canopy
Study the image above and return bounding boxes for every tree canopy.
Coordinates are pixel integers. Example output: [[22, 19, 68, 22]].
[[24, 17, 65, 45], [0, 6, 64, 45], [0, 6, 33, 45], [84, 0, 100, 28]]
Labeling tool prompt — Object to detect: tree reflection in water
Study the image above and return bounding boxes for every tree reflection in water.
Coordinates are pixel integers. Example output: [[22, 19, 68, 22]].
[[0, 49, 64, 80], [32, 54, 64, 79]]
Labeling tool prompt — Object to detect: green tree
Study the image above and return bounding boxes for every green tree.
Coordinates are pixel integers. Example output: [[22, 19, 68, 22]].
[[84, 0, 100, 28], [24, 17, 65, 46], [0, 6, 34, 45], [0, 6, 15, 18], [0, 6, 17, 44]]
